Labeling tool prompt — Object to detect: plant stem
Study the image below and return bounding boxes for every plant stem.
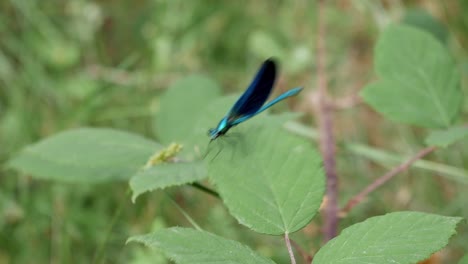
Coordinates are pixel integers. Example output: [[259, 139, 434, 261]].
[[92, 193, 126, 264], [284, 232, 296, 264], [290, 238, 313, 263], [342, 146, 437, 214], [313, 0, 339, 242]]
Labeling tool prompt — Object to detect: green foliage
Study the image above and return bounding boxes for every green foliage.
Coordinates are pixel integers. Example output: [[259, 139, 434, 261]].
[[1, 1, 467, 263], [130, 162, 206, 202], [188, 95, 240, 155], [33, 35, 81, 69], [129, 227, 276, 264], [460, 254, 468, 264], [8, 128, 161, 183], [402, 8, 449, 44], [209, 117, 324, 235], [361, 25, 462, 128], [313, 212, 462, 264], [155, 75, 221, 146], [425, 126, 468, 148], [131, 212, 463, 264], [249, 31, 286, 62]]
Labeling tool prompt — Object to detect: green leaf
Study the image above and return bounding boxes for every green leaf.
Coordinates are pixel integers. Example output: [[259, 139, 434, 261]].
[[188, 95, 239, 158], [248, 31, 286, 61], [402, 8, 448, 44], [425, 126, 468, 147], [8, 128, 161, 183], [208, 117, 324, 235], [129, 227, 276, 264], [154, 75, 221, 146], [361, 25, 462, 128], [313, 211, 462, 264], [459, 254, 468, 264], [130, 162, 207, 202]]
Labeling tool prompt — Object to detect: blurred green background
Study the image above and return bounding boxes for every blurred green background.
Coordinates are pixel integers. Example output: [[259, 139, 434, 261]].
[[0, 0, 467, 263]]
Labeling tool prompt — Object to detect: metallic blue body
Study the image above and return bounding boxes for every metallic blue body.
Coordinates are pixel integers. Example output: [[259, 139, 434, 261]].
[[208, 58, 303, 140]]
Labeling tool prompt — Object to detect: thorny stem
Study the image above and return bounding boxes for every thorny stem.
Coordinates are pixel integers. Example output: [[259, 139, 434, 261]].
[[284, 232, 296, 264], [342, 146, 437, 214], [313, 0, 339, 242]]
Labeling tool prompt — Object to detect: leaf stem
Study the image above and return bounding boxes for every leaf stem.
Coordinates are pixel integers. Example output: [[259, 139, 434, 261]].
[[166, 192, 203, 231], [284, 232, 296, 264]]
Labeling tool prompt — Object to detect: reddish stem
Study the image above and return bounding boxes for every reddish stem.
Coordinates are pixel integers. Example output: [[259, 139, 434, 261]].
[[342, 146, 437, 214], [313, 0, 339, 242], [290, 239, 313, 263]]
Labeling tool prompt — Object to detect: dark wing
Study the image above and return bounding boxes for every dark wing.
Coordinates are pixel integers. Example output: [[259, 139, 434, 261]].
[[227, 58, 277, 119]]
